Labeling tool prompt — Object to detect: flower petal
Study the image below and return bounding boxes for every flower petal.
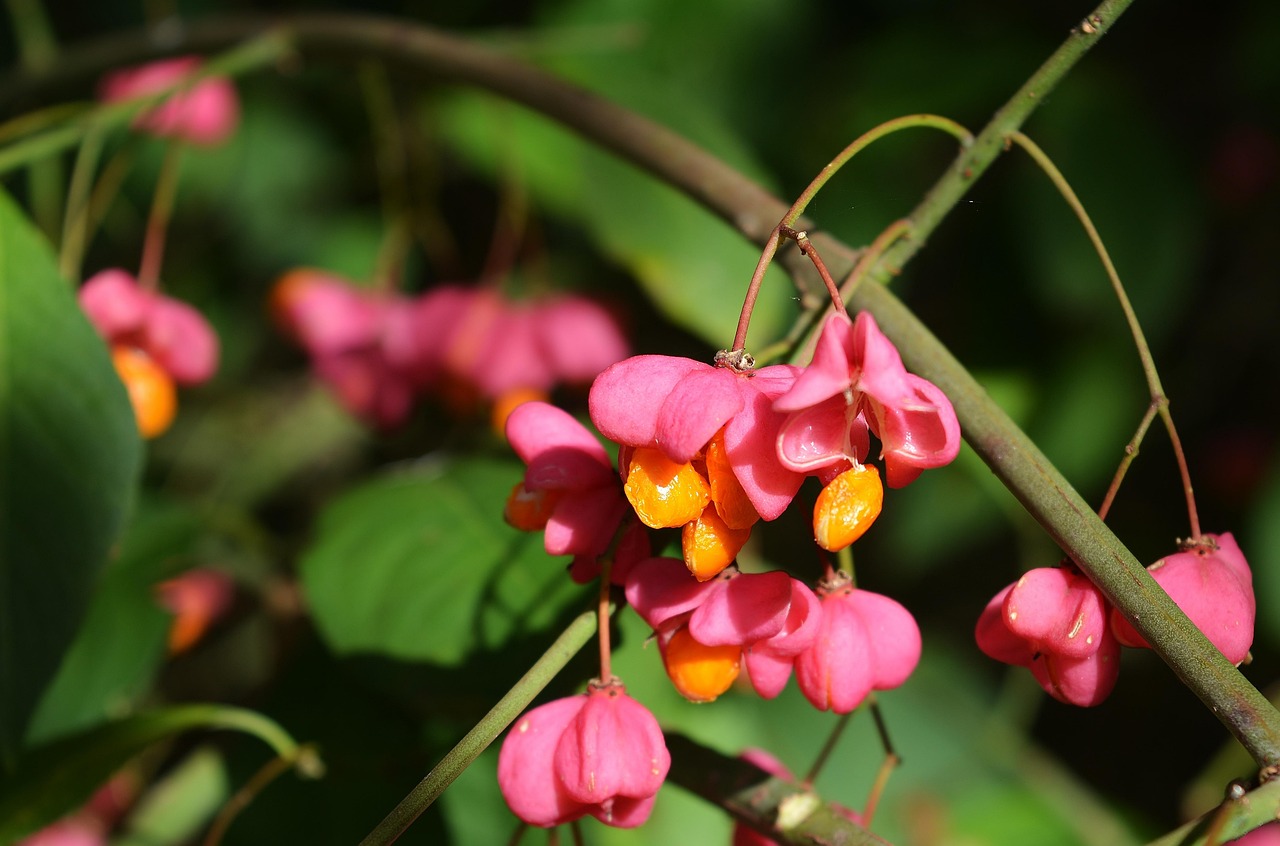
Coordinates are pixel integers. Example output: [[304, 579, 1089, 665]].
[[506, 401, 615, 491], [654, 367, 745, 463], [1005, 567, 1108, 658], [589, 355, 705, 448], [723, 383, 805, 521], [688, 570, 792, 646], [498, 696, 590, 828], [554, 686, 670, 805], [544, 489, 627, 557], [624, 557, 717, 631], [773, 313, 855, 413]]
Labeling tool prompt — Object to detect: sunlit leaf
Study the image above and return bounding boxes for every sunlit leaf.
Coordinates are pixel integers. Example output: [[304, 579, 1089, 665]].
[[299, 456, 587, 665]]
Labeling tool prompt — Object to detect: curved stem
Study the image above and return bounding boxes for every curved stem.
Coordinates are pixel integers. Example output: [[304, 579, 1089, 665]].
[[730, 115, 970, 354], [801, 711, 851, 788], [1008, 131, 1200, 538], [358, 608, 599, 846], [1098, 400, 1159, 522], [840, 218, 912, 302], [58, 119, 107, 282], [137, 141, 184, 292]]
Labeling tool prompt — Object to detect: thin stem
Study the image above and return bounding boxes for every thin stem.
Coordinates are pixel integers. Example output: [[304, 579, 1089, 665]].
[[729, 116, 970, 354], [836, 546, 855, 584], [503, 823, 527, 846], [731, 227, 781, 352], [136, 141, 185, 292], [1097, 400, 1159, 522], [780, 225, 844, 312], [1008, 131, 1200, 539], [358, 608, 599, 846], [839, 218, 912, 302], [801, 711, 852, 788], [203, 746, 313, 846], [58, 119, 107, 282], [597, 559, 612, 682], [569, 820, 585, 846]]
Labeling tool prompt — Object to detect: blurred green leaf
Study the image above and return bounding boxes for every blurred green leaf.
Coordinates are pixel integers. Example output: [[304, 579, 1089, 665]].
[[299, 456, 587, 664], [26, 497, 203, 746], [0, 186, 142, 771], [113, 746, 229, 846], [0, 704, 295, 843], [434, 90, 796, 349]]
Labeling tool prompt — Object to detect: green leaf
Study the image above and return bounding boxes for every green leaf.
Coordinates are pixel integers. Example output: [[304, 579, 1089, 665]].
[[299, 456, 586, 665], [25, 498, 203, 745], [0, 186, 142, 771], [0, 704, 296, 843]]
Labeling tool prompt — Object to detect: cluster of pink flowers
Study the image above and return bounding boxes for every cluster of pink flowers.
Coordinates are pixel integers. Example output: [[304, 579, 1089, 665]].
[[99, 56, 239, 146], [79, 268, 220, 438], [271, 270, 629, 430], [496, 307, 959, 830], [975, 533, 1255, 706]]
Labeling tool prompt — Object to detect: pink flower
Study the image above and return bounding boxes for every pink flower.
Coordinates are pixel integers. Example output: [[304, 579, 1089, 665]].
[[794, 574, 921, 713], [497, 682, 670, 829], [1109, 532, 1255, 665], [155, 568, 235, 655], [79, 269, 219, 385], [774, 311, 960, 488], [17, 819, 105, 846], [505, 402, 627, 558], [590, 356, 805, 521], [743, 578, 823, 699], [975, 566, 1120, 707], [99, 57, 239, 146]]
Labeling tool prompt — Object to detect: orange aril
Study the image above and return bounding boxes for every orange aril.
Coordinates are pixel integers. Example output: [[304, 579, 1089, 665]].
[[705, 430, 759, 530], [662, 626, 741, 703], [624, 446, 711, 529], [111, 346, 177, 439], [813, 464, 884, 551], [682, 505, 751, 581], [503, 482, 562, 531]]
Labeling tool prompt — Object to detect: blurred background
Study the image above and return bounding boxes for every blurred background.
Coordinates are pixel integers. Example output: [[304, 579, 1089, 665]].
[[3, 0, 1279, 843]]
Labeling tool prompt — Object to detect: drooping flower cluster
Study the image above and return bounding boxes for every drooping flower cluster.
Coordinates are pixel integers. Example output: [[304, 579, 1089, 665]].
[[496, 306, 958, 831], [975, 533, 1255, 706], [272, 270, 628, 430], [497, 680, 670, 829], [589, 310, 960, 581], [99, 56, 239, 146], [79, 269, 220, 438]]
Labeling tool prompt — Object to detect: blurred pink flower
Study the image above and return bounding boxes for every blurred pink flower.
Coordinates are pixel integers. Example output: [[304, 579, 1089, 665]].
[[774, 311, 960, 488], [99, 56, 239, 146], [79, 268, 219, 386], [975, 566, 1120, 707], [155, 568, 235, 654], [498, 682, 669, 829], [1110, 532, 1255, 665]]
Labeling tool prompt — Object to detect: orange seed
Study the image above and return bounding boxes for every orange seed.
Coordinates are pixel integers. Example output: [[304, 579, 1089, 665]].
[[813, 464, 884, 552], [504, 482, 561, 531], [682, 505, 751, 581], [705, 431, 759, 530], [111, 346, 177, 439], [624, 446, 711, 529], [662, 626, 741, 703]]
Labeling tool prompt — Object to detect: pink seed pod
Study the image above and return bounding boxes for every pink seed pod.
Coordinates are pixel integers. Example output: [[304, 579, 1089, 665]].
[[100, 56, 239, 146]]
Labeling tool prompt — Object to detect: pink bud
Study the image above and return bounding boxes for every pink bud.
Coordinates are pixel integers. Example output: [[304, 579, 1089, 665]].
[[78, 269, 150, 339], [144, 297, 219, 385], [795, 581, 921, 713], [1110, 532, 1255, 664], [100, 57, 239, 146], [497, 696, 592, 828]]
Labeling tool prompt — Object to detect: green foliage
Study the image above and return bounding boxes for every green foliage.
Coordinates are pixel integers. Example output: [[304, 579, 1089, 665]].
[[300, 456, 587, 664], [0, 186, 141, 772]]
